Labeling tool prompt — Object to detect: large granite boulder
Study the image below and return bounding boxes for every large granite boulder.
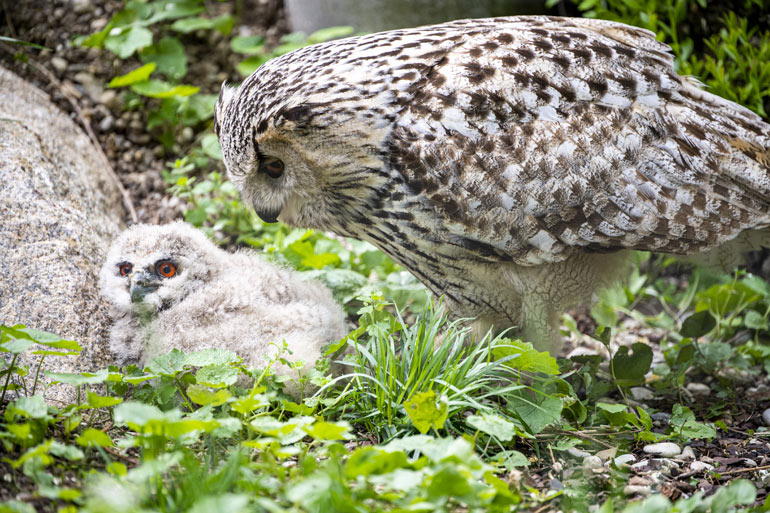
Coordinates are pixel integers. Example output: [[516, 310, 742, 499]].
[[0, 66, 126, 404]]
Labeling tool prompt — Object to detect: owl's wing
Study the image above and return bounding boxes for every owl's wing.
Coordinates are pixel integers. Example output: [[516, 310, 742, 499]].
[[389, 17, 770, 265]]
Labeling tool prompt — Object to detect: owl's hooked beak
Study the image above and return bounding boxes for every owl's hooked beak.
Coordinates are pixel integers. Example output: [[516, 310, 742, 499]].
[[255, 203, 281, 224], [129, 272, 159, 303]]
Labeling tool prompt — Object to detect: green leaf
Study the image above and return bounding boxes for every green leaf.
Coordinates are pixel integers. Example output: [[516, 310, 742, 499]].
[[195, 364, 239, 388], [104, 25, 153, 58], [0, 339, 33, 354], [188, 494, 250, 513], [86, 392, 123, 408], [184, 349, 241, 367], [496, 449, 530, 468], [303, 420, 352, 440], [230, 35, 265, 54], [113, 401, 166, 428], [140, 38, 186, 80], [710, 479, 756, 511], [403, 390, 448, 434], [680, 310, 716, 338], [236, 55, 271, 76], [131, 80, 199, 98], [76, 428, 113, 448], [492, 340, 559, 374], [10, 396, 48, 419], [596, 402, 639, 427], [171, 14, 234, 35], [466, 412, 515, 442], [301, 252, 342, 269], [187, 384, 231, 406], [508, 393, 562, 434], [148, 349, 187, 375], [109, 62, 156, 88], [306, 26, 355, 44], [612, 342, 652, 385], [201, 133, 223, 160], [46, 369, 109, 386], [345, 446, 410, 477]]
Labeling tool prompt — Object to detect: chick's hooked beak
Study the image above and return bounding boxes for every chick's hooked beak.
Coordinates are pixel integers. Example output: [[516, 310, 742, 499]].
[[129, 271, 159, 303], [255, 203, 281, 224]]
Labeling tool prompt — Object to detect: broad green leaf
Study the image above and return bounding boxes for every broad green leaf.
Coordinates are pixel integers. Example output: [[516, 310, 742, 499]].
[[495, 449, 530, 468], [492, 340, 559, 374], [286, 474, 333, 510], [131, 80, 199, 98], [114, 401, 167, 428], [195, 364, 239, 388], [184, 349, 240, 367], [49, 441, 84, 461], [466, 412, 515, 442], [345, 446, 410, 478], [231, 394, 269, 415], [307, 26, 355, 44], [744, 310, 768, 330], [171, 14, 234, 35], [10, 396, 48, 419], [148, 349, 187, 375], [186, 384, 231, 406], [15, 328, 81, 350], [404, 390, 448, 434], [709, 479, 756, 511], [301, 252, 342, 269], [236, 55, 270, 76], [86, 392, 123, 409], [109, 62, 156, 87], [507, 393, 562, 434], [303, 420, 352, 440], [612, 342, 653, 385], [140, 38, 186, 80], [0, 500, 36, 513], [0, 339, 33, 354], [76, 428, 113, 448], [597, 402, 638, 427], [46, 369, 109, 386], [188, 494, 250, 513], [104, 25, 153, 58], [230, 35, 265, 54], [201, 133, 223, 160], [680, 310, 716, 338]]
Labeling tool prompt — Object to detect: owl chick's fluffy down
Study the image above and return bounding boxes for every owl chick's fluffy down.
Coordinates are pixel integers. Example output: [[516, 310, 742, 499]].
[[215, 15, 770, 354], [99, 221, 347, 397]]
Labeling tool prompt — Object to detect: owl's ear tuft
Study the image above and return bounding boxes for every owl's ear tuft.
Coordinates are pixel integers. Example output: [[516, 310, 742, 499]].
[[215, 82, 237, 136]]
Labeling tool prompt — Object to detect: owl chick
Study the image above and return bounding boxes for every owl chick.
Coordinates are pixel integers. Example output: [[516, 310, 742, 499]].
[[99, 221, 347, 397], [214, 16, 770, 354]]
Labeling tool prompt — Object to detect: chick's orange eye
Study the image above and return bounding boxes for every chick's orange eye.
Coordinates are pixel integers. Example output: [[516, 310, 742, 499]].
[[156, 261, 177, 278], [260, 157, 285, 179], [118, 263, 132, 277]]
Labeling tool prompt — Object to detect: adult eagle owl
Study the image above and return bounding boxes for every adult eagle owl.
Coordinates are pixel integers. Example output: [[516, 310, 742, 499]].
[[214, 16, 770, 354], [100, 222, 346, 397]]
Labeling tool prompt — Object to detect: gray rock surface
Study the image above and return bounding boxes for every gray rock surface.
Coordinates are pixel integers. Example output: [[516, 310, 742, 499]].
[[0, 66, 125, 404]]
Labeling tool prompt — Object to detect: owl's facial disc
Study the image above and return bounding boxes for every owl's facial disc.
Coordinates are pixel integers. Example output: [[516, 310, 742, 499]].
[[123, 260, 179, 304]]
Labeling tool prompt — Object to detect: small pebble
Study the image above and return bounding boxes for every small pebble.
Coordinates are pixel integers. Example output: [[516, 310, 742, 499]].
[[614, 454, 636, 467], [624, 485, 651, 497], [630, 387, 654, 401], [643, 442, 681, 458], [181, 126, 195, 142], [583, 456, 603, 470], [51, 56, 68, 74], [650, 412, 671, 425], [99, 116, 114, 132], [690, 461, 714, 472], [762, 408, 770, 426], [743, 458, 758, 467], [680, 446, 696, 460], [685, 382, 710, 397]]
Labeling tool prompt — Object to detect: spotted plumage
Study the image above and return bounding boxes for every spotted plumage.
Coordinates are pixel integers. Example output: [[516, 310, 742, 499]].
[[99, 222, 346, 397], [215, 16, 770, 354]]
